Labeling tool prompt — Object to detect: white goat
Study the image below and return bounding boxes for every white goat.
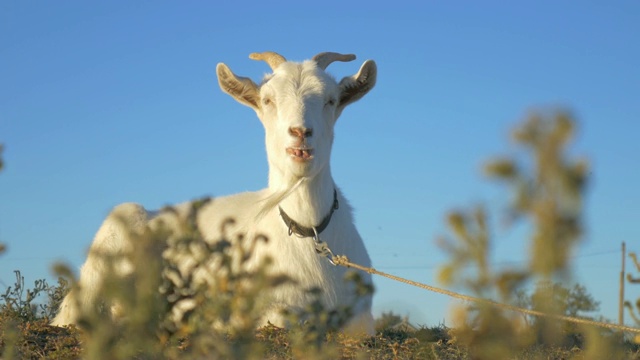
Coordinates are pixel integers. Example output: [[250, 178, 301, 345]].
[[52, 51, 377, 333]]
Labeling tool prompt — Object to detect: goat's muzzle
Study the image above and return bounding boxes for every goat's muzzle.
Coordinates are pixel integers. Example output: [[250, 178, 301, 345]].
[[289, 126, 313, 139]]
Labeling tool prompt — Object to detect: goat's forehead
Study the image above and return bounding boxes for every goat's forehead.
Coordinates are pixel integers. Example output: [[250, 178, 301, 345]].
[[260, 61, 337, 94]]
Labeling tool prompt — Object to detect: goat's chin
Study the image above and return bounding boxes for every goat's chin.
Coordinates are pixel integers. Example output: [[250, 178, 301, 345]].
[[288, 162, 314, 178], [289, 164, 311, 177]]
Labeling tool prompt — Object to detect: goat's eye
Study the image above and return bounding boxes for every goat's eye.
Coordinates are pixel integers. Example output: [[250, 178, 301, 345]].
[[325, 98, 336, 107], [262, 98, 273, 106]]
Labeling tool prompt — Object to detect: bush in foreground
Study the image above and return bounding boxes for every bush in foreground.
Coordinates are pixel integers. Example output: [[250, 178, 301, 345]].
[[2, 113, 640, 359]]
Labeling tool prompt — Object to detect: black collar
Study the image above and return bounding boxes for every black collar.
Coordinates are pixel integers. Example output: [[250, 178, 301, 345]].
[[278, 189, 339, 238]]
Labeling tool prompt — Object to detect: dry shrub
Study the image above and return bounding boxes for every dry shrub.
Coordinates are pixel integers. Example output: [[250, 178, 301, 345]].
[[3, 112, 640, 359], [437, 111, 639, 359]]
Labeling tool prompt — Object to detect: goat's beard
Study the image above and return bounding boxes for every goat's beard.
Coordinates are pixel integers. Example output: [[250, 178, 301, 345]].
[[255, 176, 307, 222]]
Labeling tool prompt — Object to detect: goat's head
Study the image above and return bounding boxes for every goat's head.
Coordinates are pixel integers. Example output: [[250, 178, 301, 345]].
[[216, 52, 376, 181]]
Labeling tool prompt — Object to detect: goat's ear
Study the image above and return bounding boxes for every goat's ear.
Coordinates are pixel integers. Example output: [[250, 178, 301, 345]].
[[216, 63, 260, 110], [338, 60, 377, 109]]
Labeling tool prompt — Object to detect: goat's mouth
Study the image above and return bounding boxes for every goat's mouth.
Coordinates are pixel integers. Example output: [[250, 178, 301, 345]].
[[286, 147, 314, 162]]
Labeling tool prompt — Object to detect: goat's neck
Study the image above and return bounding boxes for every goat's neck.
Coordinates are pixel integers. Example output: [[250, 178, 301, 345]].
[[269, 168, 336, 228]]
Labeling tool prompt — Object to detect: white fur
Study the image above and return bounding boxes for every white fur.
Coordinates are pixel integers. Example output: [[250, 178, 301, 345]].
[[52, 52, 377, 334]]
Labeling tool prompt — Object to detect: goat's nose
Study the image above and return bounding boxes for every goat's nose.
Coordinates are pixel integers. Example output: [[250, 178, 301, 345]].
[[288, 126, 313, 139]]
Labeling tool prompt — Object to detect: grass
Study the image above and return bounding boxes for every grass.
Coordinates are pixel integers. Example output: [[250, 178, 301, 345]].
[[1, 301, 638, 359]]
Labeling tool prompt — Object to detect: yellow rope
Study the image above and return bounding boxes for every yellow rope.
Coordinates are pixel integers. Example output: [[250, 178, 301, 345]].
[[332, 255, 640, 335]]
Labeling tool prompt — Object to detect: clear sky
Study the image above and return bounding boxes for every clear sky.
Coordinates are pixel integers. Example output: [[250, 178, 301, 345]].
[[1, 2, 639, 327]]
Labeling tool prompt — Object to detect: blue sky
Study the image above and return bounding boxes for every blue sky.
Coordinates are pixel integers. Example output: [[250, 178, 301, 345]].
[[1, 2, 639, 327]]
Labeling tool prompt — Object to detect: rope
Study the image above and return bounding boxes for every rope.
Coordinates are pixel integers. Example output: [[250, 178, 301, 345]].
[[332, 255, 640, 335]]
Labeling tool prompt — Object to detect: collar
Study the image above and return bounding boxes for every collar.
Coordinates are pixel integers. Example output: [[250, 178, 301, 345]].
[[278, 189, 339, 238]]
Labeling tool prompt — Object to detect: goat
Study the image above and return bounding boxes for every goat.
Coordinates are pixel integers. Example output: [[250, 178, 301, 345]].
[[52, 51, 377, 334]]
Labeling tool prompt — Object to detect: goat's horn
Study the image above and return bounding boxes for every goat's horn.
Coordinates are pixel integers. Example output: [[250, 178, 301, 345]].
[[249, 51, 286, 70], [312, 52, 356, 70]]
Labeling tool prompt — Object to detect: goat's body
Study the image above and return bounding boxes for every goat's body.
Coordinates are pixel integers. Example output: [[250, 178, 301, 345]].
[[53, 186, 373, 332], [53, 51, 377, 334]]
